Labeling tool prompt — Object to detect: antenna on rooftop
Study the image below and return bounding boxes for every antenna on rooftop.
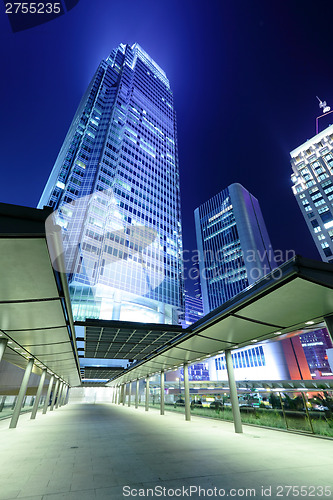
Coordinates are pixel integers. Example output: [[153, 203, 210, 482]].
[[316, 96, 333, 134], [316, 96, 331, 114]]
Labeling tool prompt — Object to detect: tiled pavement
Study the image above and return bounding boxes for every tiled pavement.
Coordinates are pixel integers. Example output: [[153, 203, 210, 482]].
[[0, 403, 332, 500]]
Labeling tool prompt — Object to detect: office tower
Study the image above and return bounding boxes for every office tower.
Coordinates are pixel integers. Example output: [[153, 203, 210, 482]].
[[39, 43, 184, 324], [183, 294, 204, 327], [194, 183, 292, 381], [194, 183, 275, 314], [290, 124, 333, 262], [299, 328, 333, 378]]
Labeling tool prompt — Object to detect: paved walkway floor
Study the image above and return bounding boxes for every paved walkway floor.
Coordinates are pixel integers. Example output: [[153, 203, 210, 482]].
[[0, 403, 332, 500]]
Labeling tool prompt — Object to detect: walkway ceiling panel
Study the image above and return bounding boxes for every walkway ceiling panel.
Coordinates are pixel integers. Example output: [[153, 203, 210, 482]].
[[4, 327, 69, 347], [2, 349, 44, 375], [0, 239, 59, 301], [238, 279, 333, 328], [0, 301, 66, 332], [0, 204, 81, 386], [189, 316, 279, 348], [84, 324, 183, 360]]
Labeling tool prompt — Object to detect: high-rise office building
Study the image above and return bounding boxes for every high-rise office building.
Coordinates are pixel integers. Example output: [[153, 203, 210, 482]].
[[299, 328, 333, 378], [39, 43, 184, 324], [194, 183, 275, 314], [182, 294, 204, 327], [194, 183, 292, 381], [290, 124, 333, 263]]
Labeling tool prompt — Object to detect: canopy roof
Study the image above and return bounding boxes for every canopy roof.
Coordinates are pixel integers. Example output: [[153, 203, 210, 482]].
[[0, 203, 81, 386], [105, 256, 333, 386]]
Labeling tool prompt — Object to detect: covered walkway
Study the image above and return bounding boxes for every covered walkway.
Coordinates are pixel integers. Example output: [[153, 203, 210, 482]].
[[0, 403, 332, 500]]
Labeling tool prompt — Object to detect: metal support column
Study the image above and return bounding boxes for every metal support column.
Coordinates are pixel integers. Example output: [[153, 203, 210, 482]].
[[9, 358, 34, 429], [183, 362, 191, 421], [160, 370, 165, 415], [0, 338, 8, 363], [56, 382, 63, 409], [31, 369, 47, 420], [117, 386, 121, 404], [50, 378, 59, 411], [128, 382, 132, 407], [43, 375, 54, 414], [135, 379, 139, 408], [60, 382, 67, 406], [225, 349, 243, 433], [62, 385, 69, 405], [145, 376, 149, 411], [122, 384, 126, 406]]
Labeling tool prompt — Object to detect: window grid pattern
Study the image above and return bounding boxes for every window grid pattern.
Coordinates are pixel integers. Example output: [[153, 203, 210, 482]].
[[196, 188, 249, 310], [214, 346, 266, 371], [290, 127, 333, 262], [39, 43, 184, 323]]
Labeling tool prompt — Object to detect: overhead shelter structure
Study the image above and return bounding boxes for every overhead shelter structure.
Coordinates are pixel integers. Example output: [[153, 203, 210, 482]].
[[103, 256, 333, 433], [0, 203, 81, 427]]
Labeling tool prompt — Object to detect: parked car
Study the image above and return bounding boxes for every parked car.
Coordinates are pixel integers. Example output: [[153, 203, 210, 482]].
[[209, 401, 224, 410], [190, 400, 203, 408], [174, 399, 185, 407]]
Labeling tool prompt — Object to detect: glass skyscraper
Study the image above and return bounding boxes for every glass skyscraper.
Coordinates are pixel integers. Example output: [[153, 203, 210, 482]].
[[194, 184, 290, 382], [194, 183, 275, 314], [39, 43, 184, 324], [291, 123, 333, 263]]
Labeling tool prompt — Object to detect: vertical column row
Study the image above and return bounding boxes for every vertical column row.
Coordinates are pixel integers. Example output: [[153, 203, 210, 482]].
[[0, 339, 70, 429], [112, 355, 242, 434]]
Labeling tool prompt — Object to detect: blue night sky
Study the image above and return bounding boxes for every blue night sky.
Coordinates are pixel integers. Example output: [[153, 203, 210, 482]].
[[1, 0, 333, 293]]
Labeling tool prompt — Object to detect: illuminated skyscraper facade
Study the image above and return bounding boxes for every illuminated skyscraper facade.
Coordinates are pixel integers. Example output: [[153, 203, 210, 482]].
[[39, 43, 184, 324], [194, 183, 275, 314], [194, 184, 291, 381], [291, 124, 333, 263]]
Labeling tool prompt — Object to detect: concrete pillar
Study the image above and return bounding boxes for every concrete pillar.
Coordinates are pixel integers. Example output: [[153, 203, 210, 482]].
[[324, 315, 333, 343], [60, 384, 67, 406], [128, 382, 132, 407], [0, 338, 8, 363], [61, 385, 68, 406], [225, 349, 243, 433], [0, 396, 6, 412], [117, 386, 120, 404], [31, 369, 47, 420], [43, 375, 54, 414], [145, 376, 149, 411], [135, 379, 139, 408], [9, 358, 34, 429], [122, 384, 126, 406], [160, 370, 165, 415], [50, 378, 59, 411], [56, 382, 63, 409], [183, 362, 191, 421]]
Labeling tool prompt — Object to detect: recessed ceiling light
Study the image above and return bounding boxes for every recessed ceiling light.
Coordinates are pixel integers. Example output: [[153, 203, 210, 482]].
[[305, 321, 315, 325], [274, 331, 282, 335], [251, 339, 258, 343]]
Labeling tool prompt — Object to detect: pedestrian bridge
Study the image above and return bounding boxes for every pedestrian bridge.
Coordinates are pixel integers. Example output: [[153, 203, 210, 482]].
[[0, 402, 332, 499]]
